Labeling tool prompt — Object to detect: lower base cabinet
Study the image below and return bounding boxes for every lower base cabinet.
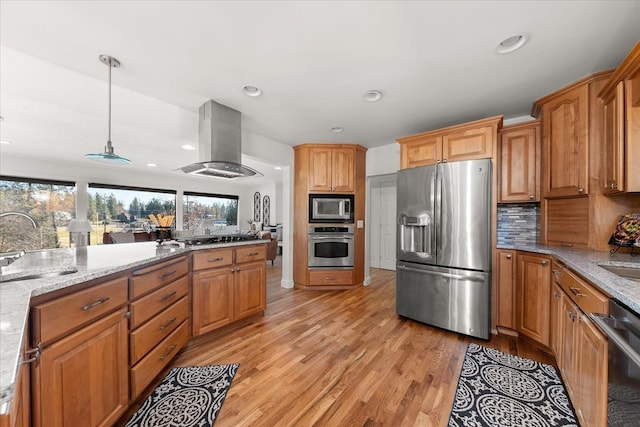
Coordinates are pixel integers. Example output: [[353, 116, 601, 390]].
[[516, 252, 551, 346], [192, 245, 266, 336], [31, 308, 129, 427]]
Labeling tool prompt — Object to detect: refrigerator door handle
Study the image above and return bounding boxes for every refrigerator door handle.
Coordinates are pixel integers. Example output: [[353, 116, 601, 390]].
[[435, 170, 442, 256], [397, 264, 485, 282]]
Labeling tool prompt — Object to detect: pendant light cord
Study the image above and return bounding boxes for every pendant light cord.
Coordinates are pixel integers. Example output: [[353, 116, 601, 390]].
[[107, 57, 112, 143]]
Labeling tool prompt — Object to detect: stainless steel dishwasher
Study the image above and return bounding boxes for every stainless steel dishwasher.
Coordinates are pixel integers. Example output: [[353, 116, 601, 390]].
[[591, 300, 640, 426]]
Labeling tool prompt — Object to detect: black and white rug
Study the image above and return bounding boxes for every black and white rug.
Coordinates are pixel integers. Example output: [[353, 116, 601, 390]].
[[126, 364, 239, 427], [448, 343, 577, 427]]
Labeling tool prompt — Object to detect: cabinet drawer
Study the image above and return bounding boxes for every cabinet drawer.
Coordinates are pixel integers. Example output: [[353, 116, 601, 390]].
[[130, 296, 189, 364], [32, 276, 128, 345], [236, 245, 266, 264], [130, 320, 189, 398], [192, 249, 233, 271], [558, 268, 608, 316], [309, 269, 353, 285], [129, 276, 188, 329], [129, 256, 188, 299]]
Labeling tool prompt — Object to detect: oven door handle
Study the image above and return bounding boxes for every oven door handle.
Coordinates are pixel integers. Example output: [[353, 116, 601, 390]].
[[309, 236, 353, 240], [590, 313, 640, 367]]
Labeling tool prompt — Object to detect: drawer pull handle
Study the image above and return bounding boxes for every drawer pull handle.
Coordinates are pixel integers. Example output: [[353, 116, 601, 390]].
[[247, 252, 260, 256], [159, 344, 177, 361], [159, 291, 177, 303], [159, 270, 177, 279], [561, 242, 573, 247], [83, 297, 109, 311], [569, 287, 586, 297], [208, 257, 224, 263], [505, 254, 512, 260], [325, 277, 337, 281], [160, 317, 177, 331], [23, 343, 42, 366]]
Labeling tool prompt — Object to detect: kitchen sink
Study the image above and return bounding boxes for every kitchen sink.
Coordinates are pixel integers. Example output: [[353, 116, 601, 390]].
[[599, 265, 640, 283], [0, 268, 78, 283]]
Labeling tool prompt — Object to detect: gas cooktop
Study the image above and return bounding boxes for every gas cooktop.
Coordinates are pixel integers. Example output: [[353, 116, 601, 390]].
[[175, 233, 261, 246]]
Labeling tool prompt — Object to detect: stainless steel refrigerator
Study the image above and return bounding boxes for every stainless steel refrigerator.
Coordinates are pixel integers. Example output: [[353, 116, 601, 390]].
[[396, 159, 492, 339]]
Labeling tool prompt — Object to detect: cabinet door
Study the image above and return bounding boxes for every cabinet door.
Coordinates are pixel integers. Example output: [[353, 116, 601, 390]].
[[575, 313, 607, 427], [558, 291, 578, 399], [496, 250, 516, 329], [499, 123, 539, 202], [442, 125, 494, 163], [400, 135, 441, 169], [308, 146, 333, 191], [602, 82, 625, 194], [234, 260, 266, 320], [541, 84, 589, 197], [550, 283, 563, 360], [192, 268, 234, 336], [34, 309, 128, 427], [516, 253, 551, 346], [331, 148, 355, 192]]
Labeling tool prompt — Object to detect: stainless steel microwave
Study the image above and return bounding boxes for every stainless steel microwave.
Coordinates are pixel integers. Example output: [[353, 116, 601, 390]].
[[309, 194, 354, 223]]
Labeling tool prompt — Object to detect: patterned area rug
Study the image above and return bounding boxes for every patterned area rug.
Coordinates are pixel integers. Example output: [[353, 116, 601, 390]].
[[126, 364, 239, 427], [448, 343, 577, 427]]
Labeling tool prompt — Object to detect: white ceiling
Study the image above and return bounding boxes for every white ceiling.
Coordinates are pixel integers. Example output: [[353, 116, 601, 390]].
[[1, 1, 639, 184]]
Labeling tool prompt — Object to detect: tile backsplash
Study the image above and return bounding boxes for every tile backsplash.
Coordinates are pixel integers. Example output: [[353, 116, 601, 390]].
[[497, 203, 540, 246]]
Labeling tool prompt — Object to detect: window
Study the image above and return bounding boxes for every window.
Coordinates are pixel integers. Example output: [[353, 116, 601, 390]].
[[88, 184, 176, 244], [0, 176, 76, 252], [183, 192, 238, 232]]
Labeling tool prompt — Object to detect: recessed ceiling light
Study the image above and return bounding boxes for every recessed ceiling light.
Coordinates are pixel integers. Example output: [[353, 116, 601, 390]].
[[181, 144, 196, 150], [363, 90, 383, 102], [242, 85, 262, 97], [146, 163, 157, 167], [331, 126, 344, 133], [1, 140, 11, 145], [496, 33, 529, 54], [274, 166, 282, 170]]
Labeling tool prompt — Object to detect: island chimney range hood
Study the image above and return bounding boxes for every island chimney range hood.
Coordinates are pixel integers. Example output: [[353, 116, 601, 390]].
[[180, 100, 262, 179]]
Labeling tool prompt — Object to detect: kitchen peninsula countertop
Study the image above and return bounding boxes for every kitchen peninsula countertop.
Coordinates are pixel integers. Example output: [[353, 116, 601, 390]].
[[0, 239, 267, 411], [497, 243, 640, 313]]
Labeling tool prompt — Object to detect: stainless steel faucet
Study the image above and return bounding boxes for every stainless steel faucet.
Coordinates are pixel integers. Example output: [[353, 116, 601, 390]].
[[0, 211, 38, 228]]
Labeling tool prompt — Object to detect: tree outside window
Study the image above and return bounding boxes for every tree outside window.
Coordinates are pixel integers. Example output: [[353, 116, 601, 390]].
[[0, 177, 76, 252]]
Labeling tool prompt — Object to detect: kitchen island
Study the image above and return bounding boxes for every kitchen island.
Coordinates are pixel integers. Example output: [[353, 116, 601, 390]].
[[0, 239, 267, 423]]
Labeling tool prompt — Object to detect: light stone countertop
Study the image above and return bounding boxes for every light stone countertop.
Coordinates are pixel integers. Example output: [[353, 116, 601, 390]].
[[497, 243, 640, 313], [0, 239, 267, 412]]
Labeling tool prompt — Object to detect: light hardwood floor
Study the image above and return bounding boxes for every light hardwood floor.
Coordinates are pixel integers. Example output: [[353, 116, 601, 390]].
[[121, 257, 555, 426]]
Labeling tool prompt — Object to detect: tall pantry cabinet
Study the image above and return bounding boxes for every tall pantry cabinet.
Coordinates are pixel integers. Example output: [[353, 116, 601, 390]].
[[293, 143, 367, 289]]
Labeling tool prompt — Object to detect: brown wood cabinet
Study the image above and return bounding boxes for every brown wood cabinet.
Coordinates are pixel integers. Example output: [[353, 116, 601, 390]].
[[544, 197, 589, 249], [192, 244, 266, 336], [32, 308, 129, 427], [550, 262, 608, 427], [397, 116, 502, 169], [537, 83, 589, 198], [499, 121, 540, 202], [128, 256, 190, 399], [495, 249, 516, 329], [308, 146, 355, 192], [516, 252, 551, 347], [599, 41, 640, 195], [293, 143, 367, 289]]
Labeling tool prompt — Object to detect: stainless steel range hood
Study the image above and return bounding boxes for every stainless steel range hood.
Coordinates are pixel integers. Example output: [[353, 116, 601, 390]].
[[180, 100, 262, 179]]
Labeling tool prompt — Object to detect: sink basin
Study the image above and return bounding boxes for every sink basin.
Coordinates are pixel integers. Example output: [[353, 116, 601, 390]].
[[0, 268, 78, 283], [599, 265, 640, 283]]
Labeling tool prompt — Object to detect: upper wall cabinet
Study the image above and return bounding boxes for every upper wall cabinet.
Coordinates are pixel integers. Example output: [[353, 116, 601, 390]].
[[499, 121, 540, 202], [397, 116, 503, 169], [599, 41, 640, 195], [308, 146, 356, 192], [534, 83, 590, 198]]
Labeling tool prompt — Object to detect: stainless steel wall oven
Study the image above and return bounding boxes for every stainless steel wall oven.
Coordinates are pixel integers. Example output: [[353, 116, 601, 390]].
[[308, 225, 354, 268]]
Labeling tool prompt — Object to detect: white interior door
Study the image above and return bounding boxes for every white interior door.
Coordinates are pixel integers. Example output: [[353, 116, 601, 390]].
[[369, 174, 397, 271]]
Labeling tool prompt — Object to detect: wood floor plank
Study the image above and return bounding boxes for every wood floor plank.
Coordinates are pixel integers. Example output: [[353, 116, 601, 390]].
[[119, 257, 556, 426]]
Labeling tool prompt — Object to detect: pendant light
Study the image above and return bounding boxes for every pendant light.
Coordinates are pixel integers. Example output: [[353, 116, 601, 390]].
[[86, 55, 131, 164]]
